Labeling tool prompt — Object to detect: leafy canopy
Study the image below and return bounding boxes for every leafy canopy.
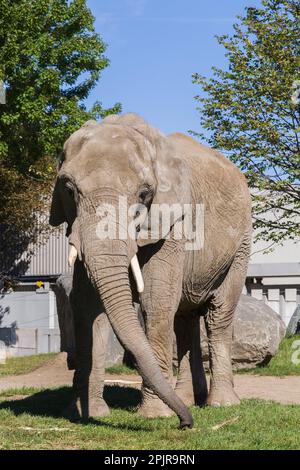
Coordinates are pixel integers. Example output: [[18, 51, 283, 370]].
[[0, 0, 121, 271], [192, 0, 300, 245]]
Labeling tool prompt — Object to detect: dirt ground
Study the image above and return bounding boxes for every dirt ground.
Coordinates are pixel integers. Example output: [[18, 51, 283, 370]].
[[0, 353, 299, 405]]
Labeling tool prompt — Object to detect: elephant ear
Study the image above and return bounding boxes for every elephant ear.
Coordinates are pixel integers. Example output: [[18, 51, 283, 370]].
[[49, 176, 81, 257], [49, 177, 77, 230], [131, 122, 190, 246], [49, 178, 65, 227]]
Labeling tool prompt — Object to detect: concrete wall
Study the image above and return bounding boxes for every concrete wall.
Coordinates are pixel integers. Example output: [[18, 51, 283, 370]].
[[0, 328, 60, 357], [0, 289, 58, 329], [0, 285, 60, 357]]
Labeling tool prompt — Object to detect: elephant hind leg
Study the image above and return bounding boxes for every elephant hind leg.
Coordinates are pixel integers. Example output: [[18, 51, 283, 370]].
[[204, 234, 251, 407], [174, 312, 208, 407]]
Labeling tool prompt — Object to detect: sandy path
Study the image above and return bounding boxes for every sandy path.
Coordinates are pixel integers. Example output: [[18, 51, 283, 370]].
[[0, 353, 299, 404], [0, 354, 140, 392]]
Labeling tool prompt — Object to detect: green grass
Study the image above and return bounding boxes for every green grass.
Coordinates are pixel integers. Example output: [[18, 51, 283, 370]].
[[0, 386, 299, 449], [105, 363, 137, 375], [241, 335, 300, 376], [0, 338, 299, 449], [0, 353, 58, 378]]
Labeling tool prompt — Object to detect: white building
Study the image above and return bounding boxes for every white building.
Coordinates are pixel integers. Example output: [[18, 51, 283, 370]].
[[0, 223, 299, 357]]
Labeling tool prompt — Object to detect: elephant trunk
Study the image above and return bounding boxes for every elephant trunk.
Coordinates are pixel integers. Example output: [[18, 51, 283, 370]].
[[80, 219, 193, 429]]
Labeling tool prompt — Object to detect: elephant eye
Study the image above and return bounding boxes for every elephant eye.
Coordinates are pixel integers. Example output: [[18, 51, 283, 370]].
[[138, 186, 153, 207], [65, 182, 74, 197], [56, 150, 65, 170]]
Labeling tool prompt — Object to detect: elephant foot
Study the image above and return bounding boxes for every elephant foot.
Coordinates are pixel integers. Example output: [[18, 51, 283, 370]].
[[63, 397, 110, 421], [88, 398, 110, 418], [207, 385, 240, 407], [138, 393, 174, 418]]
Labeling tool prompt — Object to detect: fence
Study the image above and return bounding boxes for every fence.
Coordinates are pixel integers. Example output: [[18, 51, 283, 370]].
[[245, 263, 300, 326], [0, 328, 60, 357]]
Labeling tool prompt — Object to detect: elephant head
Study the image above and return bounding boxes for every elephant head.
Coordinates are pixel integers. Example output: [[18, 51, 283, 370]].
[[49, 113, 193, 428]]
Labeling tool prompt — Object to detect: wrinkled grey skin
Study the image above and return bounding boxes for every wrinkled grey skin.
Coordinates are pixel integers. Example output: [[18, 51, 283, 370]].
[[49, 113, 252, 426]]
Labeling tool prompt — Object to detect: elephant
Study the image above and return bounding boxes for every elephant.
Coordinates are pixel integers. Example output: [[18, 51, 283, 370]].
[[49, 113, 252, 428]]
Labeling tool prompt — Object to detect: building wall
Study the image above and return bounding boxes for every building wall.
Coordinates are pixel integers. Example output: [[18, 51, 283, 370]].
[[248, 237, 300, 325], [11, 224, 300, 278], [0, 286, 60, 357], [1, 225, 300, 357], [0, 288, 58, 329], [13, 224, 71, 277], [251, 237, 300, 265], [0, 327, 60, 357]]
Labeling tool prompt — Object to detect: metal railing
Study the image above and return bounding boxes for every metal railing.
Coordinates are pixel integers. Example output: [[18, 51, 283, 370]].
[[245, 263, 300, 326]]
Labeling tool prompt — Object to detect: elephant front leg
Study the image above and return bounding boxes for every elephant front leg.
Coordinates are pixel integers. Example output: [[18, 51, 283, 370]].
[[137, 239, 185, 418], [87, 313, 111, 417], [138, 310, 175, 418], [65, 312, 110, 420]]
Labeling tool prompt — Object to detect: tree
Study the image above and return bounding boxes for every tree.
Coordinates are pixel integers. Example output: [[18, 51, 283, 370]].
[[192, 0, 300, 245], [0, 0, 121, 273]]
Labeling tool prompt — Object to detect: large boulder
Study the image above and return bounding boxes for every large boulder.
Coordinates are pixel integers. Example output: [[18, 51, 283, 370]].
[[286, 306, 300, 337], [200, 294, 286, 370], [54, 274, 124, 369]]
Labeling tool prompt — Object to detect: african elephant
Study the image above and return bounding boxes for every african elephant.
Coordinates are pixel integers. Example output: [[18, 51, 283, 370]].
[[49, 113, 252, 428]]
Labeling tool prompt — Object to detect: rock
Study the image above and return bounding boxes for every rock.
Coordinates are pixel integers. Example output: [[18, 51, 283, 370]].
[[199, 294, 286, 370], [54, 274, 125, 369], [286, 306, 300, 337], [232, 295, 286, 369]]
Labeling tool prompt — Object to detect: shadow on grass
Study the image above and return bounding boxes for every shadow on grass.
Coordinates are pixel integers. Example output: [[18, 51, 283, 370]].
[[0, 385, 142, 420]]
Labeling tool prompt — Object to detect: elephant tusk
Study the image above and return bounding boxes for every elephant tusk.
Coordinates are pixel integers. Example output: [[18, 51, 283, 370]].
[[68, 245, 78, 268], [130, 255, 144, 293]]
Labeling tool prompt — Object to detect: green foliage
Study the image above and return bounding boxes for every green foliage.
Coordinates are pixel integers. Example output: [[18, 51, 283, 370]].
[[0, 353, 57, 377], [192, 0, 300, 244], [0, 388, 300, 449], [0, 0, 121, 267], [105, 363, 137, 375]]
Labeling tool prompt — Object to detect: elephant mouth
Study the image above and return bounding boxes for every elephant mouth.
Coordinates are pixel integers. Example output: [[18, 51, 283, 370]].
[[68, 243, 144, 293]]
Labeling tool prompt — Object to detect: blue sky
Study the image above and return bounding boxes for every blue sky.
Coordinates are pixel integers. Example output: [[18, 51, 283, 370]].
[[86, 0, 262, 135]]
